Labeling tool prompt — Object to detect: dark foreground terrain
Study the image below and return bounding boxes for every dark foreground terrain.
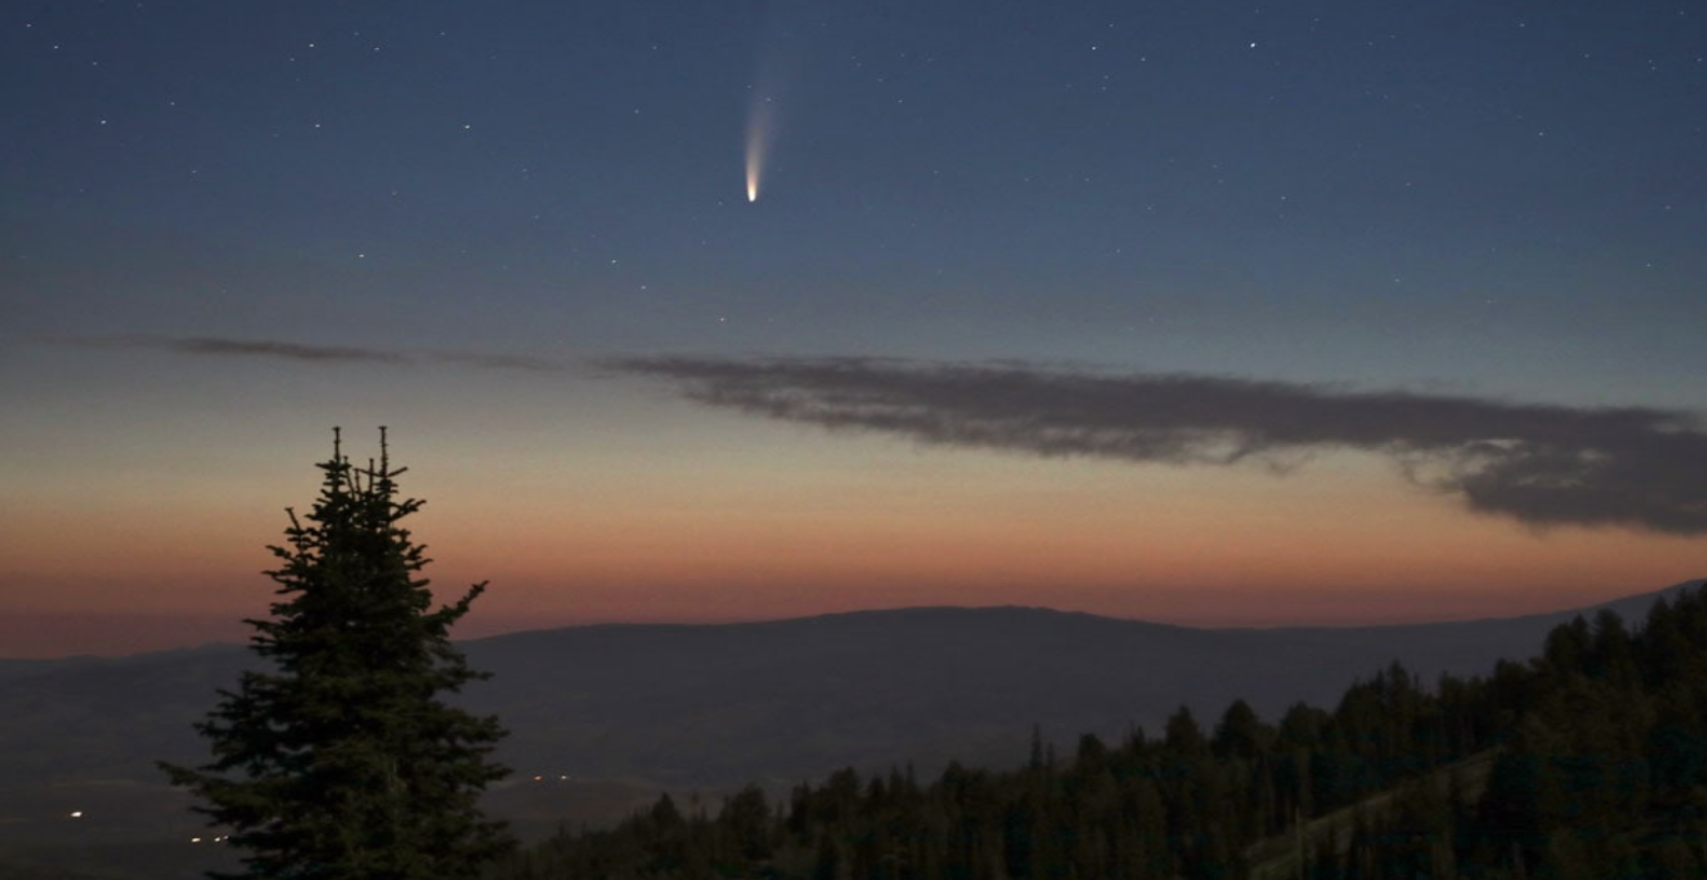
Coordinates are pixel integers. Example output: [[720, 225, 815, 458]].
[[499, 584, 1707, 879], [0, 581, 1697, 879]]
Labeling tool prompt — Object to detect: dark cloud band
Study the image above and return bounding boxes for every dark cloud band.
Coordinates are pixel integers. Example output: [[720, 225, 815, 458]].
[[172, 336, 409, 363], [604, 355, 1707, 535], [69, 335, 558, 372]]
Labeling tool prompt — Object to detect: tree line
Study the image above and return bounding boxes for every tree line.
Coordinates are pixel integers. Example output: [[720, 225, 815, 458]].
[[493, 588, 1707, 879]]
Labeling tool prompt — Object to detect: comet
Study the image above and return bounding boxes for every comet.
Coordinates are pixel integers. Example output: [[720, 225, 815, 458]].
[[744, 1, 800, 204], [744, 93, 773, 203]]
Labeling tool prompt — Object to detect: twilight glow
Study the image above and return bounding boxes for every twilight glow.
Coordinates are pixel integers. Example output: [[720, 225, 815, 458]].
[[2, 1, 1703, 658]]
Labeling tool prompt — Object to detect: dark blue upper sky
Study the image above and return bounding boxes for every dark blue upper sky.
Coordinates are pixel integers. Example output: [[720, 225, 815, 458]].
[[8, 0, 1704, 406]]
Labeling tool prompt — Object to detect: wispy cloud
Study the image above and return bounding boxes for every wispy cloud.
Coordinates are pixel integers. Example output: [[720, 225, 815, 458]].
[[69, 335, 561, 372], [603, 355, 1707, 535], [423, 350, 560, 372], [170, 336, 409, 363]]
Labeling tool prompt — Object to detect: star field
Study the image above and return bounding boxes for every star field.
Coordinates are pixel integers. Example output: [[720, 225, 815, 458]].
[[2, 1, 1705, 655]]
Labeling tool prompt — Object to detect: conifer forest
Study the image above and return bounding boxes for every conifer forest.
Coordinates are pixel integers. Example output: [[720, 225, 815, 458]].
[[494, 589, 1707, 880]]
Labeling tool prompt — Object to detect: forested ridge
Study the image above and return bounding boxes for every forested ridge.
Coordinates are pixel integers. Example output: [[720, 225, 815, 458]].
[[491, 587, 1707, 879]]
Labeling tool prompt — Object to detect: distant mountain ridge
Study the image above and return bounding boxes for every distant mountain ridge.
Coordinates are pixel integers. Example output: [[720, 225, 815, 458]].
[[4, 581, 1697, 787], [466, 581, 1705, 783]]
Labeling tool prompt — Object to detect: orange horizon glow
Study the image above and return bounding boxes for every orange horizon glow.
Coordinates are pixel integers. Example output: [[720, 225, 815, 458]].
[[4, 418, 1702, 659], [6, 483, 1699, 657]]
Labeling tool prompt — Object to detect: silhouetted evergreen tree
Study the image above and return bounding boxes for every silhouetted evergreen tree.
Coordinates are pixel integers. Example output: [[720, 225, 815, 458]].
[[723, 784, 774, 862], [1212, 699, 1269, 762], [1165, 705, 1210, 757], [161, 429, 511, 880]]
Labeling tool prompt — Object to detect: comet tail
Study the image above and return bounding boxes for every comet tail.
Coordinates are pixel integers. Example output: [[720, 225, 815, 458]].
[[745, 94, 772, 203]]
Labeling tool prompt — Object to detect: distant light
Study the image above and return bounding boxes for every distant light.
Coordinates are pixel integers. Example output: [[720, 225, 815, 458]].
[[191, 837, 203, 844], [69, 810, 83, 819]]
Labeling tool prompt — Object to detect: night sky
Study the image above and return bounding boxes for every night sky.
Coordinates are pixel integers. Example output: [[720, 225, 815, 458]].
[[4, 1, 1705, 657]]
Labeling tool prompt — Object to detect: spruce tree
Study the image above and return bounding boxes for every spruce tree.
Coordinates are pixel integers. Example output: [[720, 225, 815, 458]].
[[162, 428, 512, 880]]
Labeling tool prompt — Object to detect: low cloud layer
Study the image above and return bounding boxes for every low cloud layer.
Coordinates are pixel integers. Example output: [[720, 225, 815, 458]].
[[72, 335, 559, 372], [605, 355, 1707, 535]]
